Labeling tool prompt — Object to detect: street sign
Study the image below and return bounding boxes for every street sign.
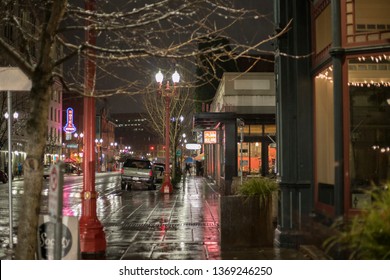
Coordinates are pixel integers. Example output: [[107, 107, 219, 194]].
[[47, 162, 65, 260], [38, 215, 80, 260], [176, 149, 182, 156], [48, 164, 63, 219]]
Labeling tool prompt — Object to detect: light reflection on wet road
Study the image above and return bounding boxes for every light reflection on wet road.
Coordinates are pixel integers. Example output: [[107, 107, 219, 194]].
[[0, 173, 307, 260]]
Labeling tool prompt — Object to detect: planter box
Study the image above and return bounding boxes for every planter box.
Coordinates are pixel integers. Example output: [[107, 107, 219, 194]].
[[219, 195, 274, 249]]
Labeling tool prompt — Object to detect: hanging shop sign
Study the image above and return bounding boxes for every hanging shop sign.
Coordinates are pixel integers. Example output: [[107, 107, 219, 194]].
[[63, 107, 77, 133], [203, 130, 218, 144]]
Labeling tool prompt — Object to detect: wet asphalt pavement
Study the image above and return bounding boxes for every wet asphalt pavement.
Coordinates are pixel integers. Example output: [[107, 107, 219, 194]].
[[0, 173, 308, 260]]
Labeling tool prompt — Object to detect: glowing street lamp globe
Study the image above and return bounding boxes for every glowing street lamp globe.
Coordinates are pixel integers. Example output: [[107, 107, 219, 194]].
[[155, 70, 163, 84], [172, 70, 180, 83]]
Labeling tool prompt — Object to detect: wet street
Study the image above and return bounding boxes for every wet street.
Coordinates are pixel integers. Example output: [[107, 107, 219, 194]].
[[0, 173, 307, 260]]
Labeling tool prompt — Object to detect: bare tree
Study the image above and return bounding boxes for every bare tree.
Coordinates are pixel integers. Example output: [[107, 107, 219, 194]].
[[143, 79, 193, 178], [0, 0, 288, 259]]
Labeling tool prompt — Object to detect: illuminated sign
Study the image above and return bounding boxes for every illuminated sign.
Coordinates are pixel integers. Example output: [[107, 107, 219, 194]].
[[63, 108, 77, 133], [203, 130, 217, 144], [185, 143, 201, 150]]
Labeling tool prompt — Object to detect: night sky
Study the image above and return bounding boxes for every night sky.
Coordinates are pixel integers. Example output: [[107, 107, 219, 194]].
[[105, 0, 275, 114]]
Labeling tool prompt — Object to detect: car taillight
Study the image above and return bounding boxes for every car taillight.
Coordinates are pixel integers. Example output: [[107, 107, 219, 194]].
[[149, 170, 153, 177]]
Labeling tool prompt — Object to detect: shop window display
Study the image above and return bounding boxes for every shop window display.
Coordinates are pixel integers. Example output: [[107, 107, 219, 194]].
[[348, 55, 390, 208]]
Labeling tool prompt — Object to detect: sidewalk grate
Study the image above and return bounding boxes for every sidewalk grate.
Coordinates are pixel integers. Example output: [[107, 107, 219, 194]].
[[103, 222, 219, 230]]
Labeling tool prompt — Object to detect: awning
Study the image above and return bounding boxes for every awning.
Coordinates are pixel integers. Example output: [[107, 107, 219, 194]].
[[194, 153, 205, 161]]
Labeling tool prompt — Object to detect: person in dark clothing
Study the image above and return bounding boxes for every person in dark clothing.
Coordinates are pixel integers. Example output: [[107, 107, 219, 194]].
[[199, 162, 204, 176], [196, 160, 201, 176], [185, 163, 191, 175], [17, 163, 23, 177]]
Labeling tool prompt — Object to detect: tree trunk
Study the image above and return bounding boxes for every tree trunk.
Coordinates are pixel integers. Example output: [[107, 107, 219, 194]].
[[15, 0, 68, 260], [15, 73, 51, 259]]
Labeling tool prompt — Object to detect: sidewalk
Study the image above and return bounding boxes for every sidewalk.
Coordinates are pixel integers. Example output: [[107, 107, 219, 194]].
[[103, 175, 308, 260], [0, 174, 312, 260]]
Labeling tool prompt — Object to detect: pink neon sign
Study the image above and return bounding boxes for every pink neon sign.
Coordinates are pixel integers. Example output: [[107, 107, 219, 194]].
[[63, 107, 77, 133]]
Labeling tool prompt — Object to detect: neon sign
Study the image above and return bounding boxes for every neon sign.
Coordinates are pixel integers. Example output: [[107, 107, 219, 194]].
[[63, 107, 77, 133]]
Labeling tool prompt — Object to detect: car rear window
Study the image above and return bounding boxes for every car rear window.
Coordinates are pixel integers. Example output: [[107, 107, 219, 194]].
[[154, 166, 164, 171], [124, 159, 151, 169]]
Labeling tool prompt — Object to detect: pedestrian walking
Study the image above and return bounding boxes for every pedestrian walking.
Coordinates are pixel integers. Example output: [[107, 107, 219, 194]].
[[185, 163, 191, 176], [195, 160, 201, 176], [17, 162, 23, 177]]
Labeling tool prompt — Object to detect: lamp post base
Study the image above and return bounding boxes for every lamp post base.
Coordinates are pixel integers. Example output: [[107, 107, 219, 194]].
[[160, 172, 173, 194], [79, 216, 106, 258], [79, 190, 106, 258]]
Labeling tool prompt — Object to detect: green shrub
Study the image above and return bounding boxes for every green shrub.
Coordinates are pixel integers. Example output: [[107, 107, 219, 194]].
[[324, 186, 390, 259], [237, 177, 278, 201]]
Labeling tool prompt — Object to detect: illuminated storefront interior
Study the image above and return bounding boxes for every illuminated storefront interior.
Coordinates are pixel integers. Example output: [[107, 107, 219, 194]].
[[237, 124, 276, 175]]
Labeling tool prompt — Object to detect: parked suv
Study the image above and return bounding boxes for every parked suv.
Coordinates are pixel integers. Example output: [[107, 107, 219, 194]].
[[120, 158, 156, 191]]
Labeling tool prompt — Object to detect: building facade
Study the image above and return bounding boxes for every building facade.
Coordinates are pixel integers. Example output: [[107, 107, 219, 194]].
[[0, 1, 63, 170], [62, 96, 117, 172], [194, 71, 276, 195], [275, 0, 390, 246]]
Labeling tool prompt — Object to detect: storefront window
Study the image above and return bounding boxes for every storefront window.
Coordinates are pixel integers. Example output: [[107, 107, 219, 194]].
[[348, 55, 390, 208], [268, 144, 277, 174], [238, 142, 249, 173], [250, 125, 262, 136], [240, 124, 250, 137], [264, 125, 276, 136], [236, 124, 277, 176], [315, 66, 335, 198], [249, 142, 261, 173]]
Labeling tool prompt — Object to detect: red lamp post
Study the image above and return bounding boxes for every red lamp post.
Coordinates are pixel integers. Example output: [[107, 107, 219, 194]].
[[155, 70, 180, 194], [79, 0, 106, 258]]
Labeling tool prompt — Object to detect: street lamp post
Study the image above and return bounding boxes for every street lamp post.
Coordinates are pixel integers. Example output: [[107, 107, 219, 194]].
[[181, 133, 186, 171], [110, 142, 117, 171], [74, 132, 84, 174], [95, 139, 103, 172], [74, 132, 84, 156], [155, 70, 180, 194], [79, 0, 106, 258], [4, 108, 18, 249]]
